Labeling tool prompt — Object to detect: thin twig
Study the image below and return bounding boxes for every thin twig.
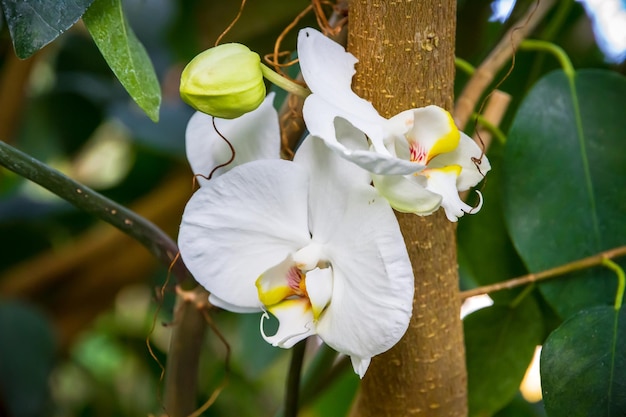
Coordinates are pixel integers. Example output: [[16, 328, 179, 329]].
[[187, 307, 231, 417], [453, 0, 557, 129], [162, 287, 208, 417], [0, 140, 191, 285], [277, 2, 349, 156], [460, 245, 626, 300], [472, 90, 511, 146], [214, 0, 247, 46]]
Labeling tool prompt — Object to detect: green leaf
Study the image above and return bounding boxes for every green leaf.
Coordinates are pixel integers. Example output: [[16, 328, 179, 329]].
[[1, 0, 94, 58], [541, 306, 626, 417], [0, 300, 56, 417], [307, 366, 358, 417], [83, 0, 161, 122], [503, 69, 626, 318], [238, 313, 282, 378], [465, 296, 544, 417]]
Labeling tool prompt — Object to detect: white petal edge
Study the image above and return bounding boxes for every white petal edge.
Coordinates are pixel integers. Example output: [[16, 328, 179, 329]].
[[261, 298, 316, 348], [315, 185, 414, 374], [305, 267, 333, 319], [350, 356, 372, 379], [294, 134, 370, 242], [424, 168, 475, 222], [209, 294, 262, 313], [185, 92, 280, 181], [303, 97, 424, 175], [298, 28, 383, 131], [429, 132, 491, 191], [178, 160, 310, 309], [372, 174, 443, 215]]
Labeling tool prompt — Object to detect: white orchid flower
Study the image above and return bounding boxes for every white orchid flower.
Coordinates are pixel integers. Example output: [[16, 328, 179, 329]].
[[297, 28, 490, 222], [178, 106, 414, 378]]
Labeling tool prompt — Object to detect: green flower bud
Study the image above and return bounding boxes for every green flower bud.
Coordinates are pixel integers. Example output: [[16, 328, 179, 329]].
[[180, 43, 266, 119]]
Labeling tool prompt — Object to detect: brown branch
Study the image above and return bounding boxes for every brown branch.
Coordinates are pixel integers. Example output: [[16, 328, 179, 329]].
[[0, 170, 192, 349], [162, 286, 210, 417], [0, 141, 191, 285], [453, 0, 557, 129], [348, 1, 465, 416], [460, 245, 626, 300]]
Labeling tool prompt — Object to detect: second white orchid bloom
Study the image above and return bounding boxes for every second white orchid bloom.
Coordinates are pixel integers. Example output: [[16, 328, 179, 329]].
[[185, 92, 280, 181], [178, 96, 414, 378], [297, 28, 490, 222]]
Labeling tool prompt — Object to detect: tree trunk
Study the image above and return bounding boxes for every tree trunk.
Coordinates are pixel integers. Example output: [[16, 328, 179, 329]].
[[348, 1, 467, 416]]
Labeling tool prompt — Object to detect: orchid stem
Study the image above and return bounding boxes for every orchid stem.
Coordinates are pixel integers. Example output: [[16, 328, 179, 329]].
[[602, 258, 625, 311], [275, 344, 349, 417], [519, 39, 575, 79], [305, 355, 351, 401], [460, 245, 626, 300], [455, 57, 475, 76], [509, 283, 535, 309], [261, 63, 311, 98], [284, 340, 307, 417], [472, 112, 507, 144], [299, 343, 339, 403], [0, 140, 192, 286]]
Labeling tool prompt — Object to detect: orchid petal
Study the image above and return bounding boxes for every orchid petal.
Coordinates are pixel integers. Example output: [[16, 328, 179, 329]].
[[305, 267, 333, 319], [293, 242, 324, 271], [429, 133, 491, 191], [314, 185, 414, 377], [424, 166, 475, 222], [372, 174, 443, 215], [178, 160, 311, 310], [301, 105, 423, 177], [387, 106, 460, 163], [262, 298, 316, 348], [302, 95, 391, 167], [298, 28, 396, 161], [185, 92, 280, 181], [351, 356, 372, 379], [256, 254, 301, 307], [209, 294, 262, 313], [298, 28, 384, 135], [294, 133, 369, 242]]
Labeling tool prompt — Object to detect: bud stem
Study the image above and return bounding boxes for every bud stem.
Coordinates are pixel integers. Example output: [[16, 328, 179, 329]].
[[260, 63, 311, 98]]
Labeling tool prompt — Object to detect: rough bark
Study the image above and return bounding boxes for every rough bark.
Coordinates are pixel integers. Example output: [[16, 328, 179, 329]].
[[348, 1, 467, 416]]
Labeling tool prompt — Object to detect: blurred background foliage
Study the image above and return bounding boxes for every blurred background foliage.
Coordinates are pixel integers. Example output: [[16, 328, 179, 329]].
[[0, 0, 624, 416]]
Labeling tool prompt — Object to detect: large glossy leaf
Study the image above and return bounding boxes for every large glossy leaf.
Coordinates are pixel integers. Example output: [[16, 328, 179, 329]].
[[541, 305, 626, 417], [503, 69, 626, 318], [465, 296, 544, 417], [83, 0, 161, 122], [1, 0, 94, 58]]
